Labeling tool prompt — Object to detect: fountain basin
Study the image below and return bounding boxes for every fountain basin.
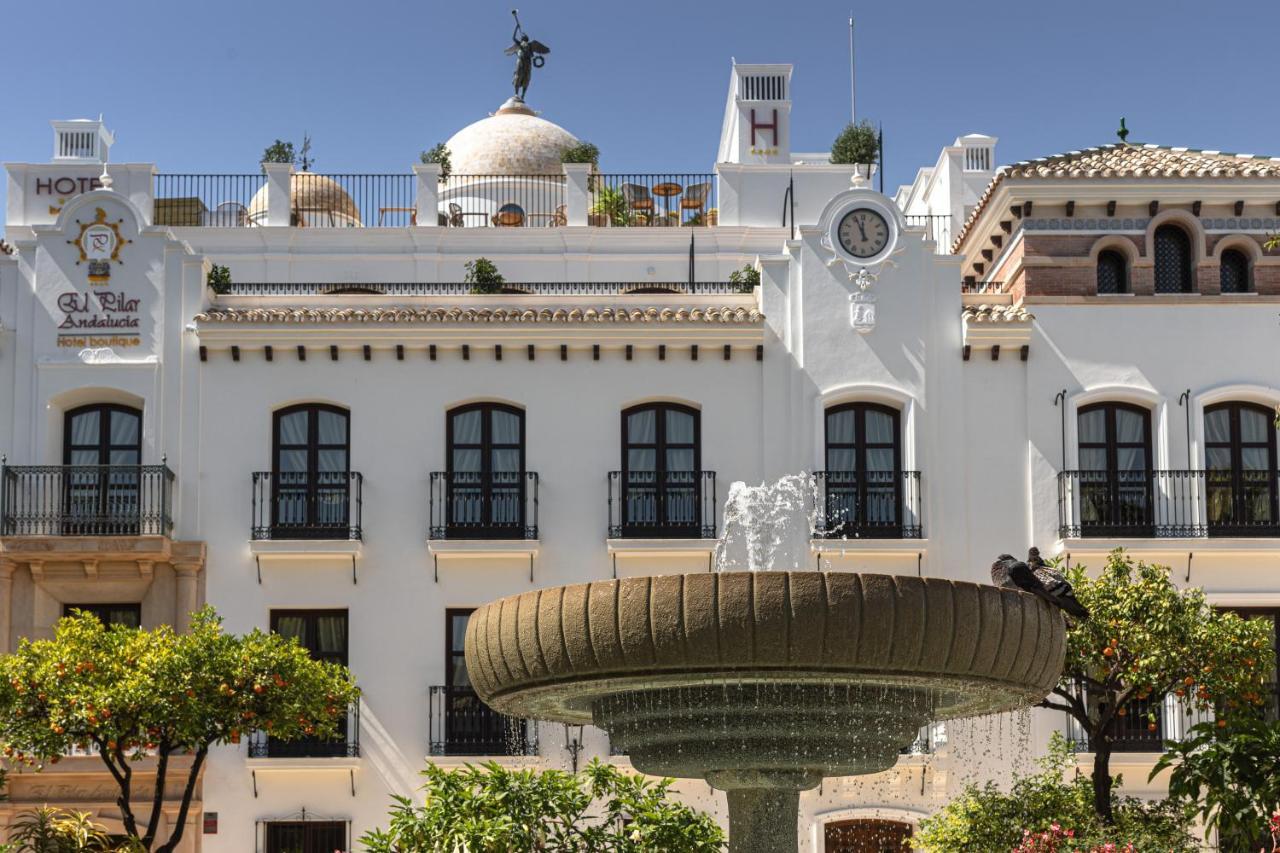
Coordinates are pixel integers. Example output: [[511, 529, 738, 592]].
[[465, 572, 1065, 852]]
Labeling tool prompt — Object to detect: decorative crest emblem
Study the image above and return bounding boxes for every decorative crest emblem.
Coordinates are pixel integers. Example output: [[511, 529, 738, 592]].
[[68, 208, 130, 284]]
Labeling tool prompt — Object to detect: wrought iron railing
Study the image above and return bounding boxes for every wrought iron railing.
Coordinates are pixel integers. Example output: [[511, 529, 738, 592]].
[[1057, 469, 1280, 538], [813, 471, 923, 539], [251, 471, 363, 540], [440, 174, 566, 227], [153, 174, 266, 227], [588, 174, 717, 227], [1059, 681, 1216, 753], [247, 703, 360, 758], [607, 471, 716, 539], [429, 472, 538, 540], [210, 281, 743, 296], [428, 686, 538, 756], [0, 464, 174, 536], [903, 214, 951, 248]]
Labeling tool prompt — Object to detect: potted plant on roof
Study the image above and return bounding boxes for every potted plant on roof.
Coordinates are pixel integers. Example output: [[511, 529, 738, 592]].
[[830, 119, 879, 179], [590, 186, 628, 227], [464, 258, 505, 295], [421, 143, 452, 183]]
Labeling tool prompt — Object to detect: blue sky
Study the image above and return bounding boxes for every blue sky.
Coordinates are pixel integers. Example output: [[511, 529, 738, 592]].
[[4, 0, 1278, 208]]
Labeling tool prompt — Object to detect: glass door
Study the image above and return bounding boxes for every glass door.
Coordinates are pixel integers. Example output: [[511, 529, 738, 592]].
[[1205, 403, 1279, 535], [1077, 404, 1153, 536], [447, 405, 526, 538], [620, 404, 700, 537], [269, 610, 349, 756], [272, 405, 350, 538], [823, 404, 902, 538], [62, 404, 142, 535]]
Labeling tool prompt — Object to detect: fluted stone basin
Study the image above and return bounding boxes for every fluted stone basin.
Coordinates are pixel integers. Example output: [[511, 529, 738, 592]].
[[466, 572, 1065, 853]]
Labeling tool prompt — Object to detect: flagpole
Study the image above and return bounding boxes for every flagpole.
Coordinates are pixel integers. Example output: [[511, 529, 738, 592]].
[[849, 13, 856, 124]]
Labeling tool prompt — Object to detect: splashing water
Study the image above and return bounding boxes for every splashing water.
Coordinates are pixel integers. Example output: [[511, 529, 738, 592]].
[[714, 473, 820, 572]]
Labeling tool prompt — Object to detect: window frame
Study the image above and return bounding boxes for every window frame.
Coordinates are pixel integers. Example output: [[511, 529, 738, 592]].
[[270, 403, 351, 537], [1095, 248, 1129, 295], [1153, 223, 1194, 294], [619, 402, 702, 538], [1076, 402, 1154, 535], [1219, 247, 1252, 294], [445, 403, 527, 538], [1203, 402, 1279, 535], [63, 602, 142, 629], [822, 402, 905, 538]]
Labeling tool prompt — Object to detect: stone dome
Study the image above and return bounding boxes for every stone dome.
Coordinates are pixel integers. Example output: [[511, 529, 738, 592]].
[[445, 101, 579, 176], [247, 172, 361, 226]]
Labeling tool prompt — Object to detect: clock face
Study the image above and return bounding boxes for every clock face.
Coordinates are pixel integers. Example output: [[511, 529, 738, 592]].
[[837, 208, 891, 259]]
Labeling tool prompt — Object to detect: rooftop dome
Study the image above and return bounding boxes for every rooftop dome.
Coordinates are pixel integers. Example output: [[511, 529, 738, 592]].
[[445, 100, 579, 176], [247, 172, 361, 227]]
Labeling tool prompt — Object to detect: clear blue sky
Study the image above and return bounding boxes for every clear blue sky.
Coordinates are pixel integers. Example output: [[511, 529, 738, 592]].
[[4, 0, 1278, 208]]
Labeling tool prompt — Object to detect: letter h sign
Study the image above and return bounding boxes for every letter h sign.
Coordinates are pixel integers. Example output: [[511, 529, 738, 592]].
[[750, 109, 778, 147]]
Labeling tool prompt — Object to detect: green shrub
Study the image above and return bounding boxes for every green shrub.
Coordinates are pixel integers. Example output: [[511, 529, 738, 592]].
[[464, 257, 505, 294], [421, 142, 452, 182], [830, 119, 879, 166], [728, 265, 760, 293], [561, 142, 600, 165], [591, 186, 629, 226], [207, 263, 232, 295], [261, 139, 295, 165]]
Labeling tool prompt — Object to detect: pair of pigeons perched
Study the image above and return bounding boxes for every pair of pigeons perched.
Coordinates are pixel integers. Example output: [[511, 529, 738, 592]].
[[991, 548, 1089, 620]]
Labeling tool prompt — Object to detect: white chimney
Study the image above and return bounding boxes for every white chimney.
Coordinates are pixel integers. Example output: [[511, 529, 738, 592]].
[[51, 118, 114, 164], [717, 63, 793, 165]]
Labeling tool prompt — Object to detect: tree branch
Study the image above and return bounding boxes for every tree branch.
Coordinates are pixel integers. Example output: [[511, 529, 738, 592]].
[[142, 743, 171, 849], [109, 738, 139, 843], [1039, 699, 1078, 715], [156, 745, 207, 853]]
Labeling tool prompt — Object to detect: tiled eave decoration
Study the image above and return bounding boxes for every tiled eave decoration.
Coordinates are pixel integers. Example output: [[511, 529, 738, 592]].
[[194, 306, 764, 326], [953, 142, 1280, 254], [1022, 215, 1280, 234], [962, 304, 1034, 362]]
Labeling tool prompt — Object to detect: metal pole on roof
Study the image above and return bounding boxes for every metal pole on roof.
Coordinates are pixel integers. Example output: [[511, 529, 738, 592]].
[[848, 14, 856, 124]]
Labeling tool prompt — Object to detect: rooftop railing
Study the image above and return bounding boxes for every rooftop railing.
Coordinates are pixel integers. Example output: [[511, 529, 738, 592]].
[[0, 463, 174, 537], [211, 281, 748, 297], [588, 174, 717, 227], [903, 214, 951, 247], [439, 173, 566, 227], [153, 174, 266, 227]]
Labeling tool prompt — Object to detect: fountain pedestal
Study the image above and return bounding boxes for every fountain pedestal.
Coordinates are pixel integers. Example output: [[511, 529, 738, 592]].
[[465, 572, 1065, 852]]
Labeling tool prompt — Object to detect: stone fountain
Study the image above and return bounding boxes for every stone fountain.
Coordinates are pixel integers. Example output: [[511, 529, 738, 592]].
[[465, 477, 1065, 852]]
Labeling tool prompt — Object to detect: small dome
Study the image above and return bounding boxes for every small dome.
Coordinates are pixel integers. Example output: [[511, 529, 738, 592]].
[[445, 101, 579, 176], [247, 172, 361, 226]]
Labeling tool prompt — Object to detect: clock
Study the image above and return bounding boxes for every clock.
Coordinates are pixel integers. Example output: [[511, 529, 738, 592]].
[[836, 207, 891, 259]]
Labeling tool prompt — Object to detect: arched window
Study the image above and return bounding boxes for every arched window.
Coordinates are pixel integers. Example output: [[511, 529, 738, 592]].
[[1076, 403, 1153, 535], [1205, 402, 1278, 534], [1219, 248, 1252, 294], [63, 403, 142, 535], [618, 403, 701, 537], [821, 403, 906, 538], [1096, 249, 1128, 294], [271, 404, 350, 538], [1153, 224, 1193, 293], [446, 403, 526, 537]]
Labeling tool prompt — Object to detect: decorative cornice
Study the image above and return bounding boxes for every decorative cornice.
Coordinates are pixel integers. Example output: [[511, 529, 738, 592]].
[[194, 306, 765, 326]]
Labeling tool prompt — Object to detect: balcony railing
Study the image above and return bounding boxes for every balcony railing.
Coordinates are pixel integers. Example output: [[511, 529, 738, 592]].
[[589, 174, 717, 227], [251, 471, 363, 541], [1057, 469, 1280, 538], [428, 686, 538, 756], [903, 214, 951, 248], [429, 472, 538, 540], [210, 281, 745, 296], [440, 174, 566, 227], [813, 471, 923, 539], [154, 173, 417, 228], [0, 464, 174, 536], [961, 279, 1007, 294], [247, 703, 360, 758], [607, 471, 716, 539]]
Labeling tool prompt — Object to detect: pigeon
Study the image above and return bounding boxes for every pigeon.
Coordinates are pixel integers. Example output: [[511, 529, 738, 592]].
[[991, 552, 1089, 620]]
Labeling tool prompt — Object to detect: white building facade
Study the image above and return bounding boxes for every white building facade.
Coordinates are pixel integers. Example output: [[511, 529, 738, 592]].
[[1, 63, 1278, 852]]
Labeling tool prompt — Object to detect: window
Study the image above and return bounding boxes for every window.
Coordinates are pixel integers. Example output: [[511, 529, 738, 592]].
[[1205, 403, 1278, 535], [437, 608, 524, 755], [62, 404, 142, 535], [1153, 224, 1193, 293], [824, 819, 912, 852], [1223, 608, 1279, 721], [271, 404, 350, 538], [267, 610, 351, 757], [63, 603, 141, 628], [619, 403, 701, 537], [1096, 249, 1128, 294], [1220, 248, 1252, 294], [263, 821, 348, 853], [1076, 403, 1153, 535], [821, 403, 905, 538], [446, 404, 527, 538]]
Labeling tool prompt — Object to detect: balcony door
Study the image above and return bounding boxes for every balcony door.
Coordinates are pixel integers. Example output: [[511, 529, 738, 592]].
[[1205, 403, 1279, 536], [272, 405, 350, 538], [62, 404, 142, 535], [444, 608, 514, 754], [620, 403, 700, 537], [823, 404, 902, 538], [447, 404, 526, 538], [269, 610, 349, 756], [1077, 403, 1153, 536]]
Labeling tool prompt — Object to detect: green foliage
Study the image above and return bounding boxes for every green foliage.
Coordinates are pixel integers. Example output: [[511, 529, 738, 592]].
[[0, 608, 359, 852], [360, 759, 724, 852], [1043, 551, 1274, 821], [590, 186, 629, 226], [260, 139, 295, 166], [915, 735, 1195, 852], [561, 142, 600, 165], [464, 257, 506, 294], [206, 264, 232, 295], [728, 265, 760, 293], [830, 119, 879, 166], [5, 806, 120, 852], [1155, 714, 1280, 850], [420, 143, 452, 182]]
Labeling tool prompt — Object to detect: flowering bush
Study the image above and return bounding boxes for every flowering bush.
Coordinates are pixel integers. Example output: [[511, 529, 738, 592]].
[[1012, 823, 1137, 853]]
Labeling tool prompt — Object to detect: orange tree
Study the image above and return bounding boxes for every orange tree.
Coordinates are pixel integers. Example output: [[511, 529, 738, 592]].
[[0, 608, 358, 852], [1039, 551, 1274, 823]]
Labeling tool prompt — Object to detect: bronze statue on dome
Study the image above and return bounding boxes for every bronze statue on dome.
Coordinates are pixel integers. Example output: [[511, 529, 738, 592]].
[[506, 10, 549, 102]]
